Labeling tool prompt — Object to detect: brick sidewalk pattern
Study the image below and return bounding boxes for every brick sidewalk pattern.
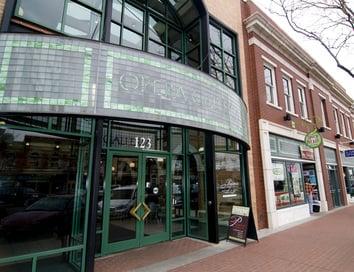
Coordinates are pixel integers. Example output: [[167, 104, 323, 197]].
[[171, 206, 354, 272], [95, 238, 208, 271]]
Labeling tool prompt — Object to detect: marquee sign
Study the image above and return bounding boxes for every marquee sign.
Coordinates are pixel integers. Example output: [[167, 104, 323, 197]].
[[0, 34, 249, 144]]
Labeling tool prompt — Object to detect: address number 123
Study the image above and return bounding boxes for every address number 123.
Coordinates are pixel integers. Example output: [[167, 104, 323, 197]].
[[134, 137, 152, 149]]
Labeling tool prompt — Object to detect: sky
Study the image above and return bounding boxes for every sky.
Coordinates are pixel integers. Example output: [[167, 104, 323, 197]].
[[252, 0, 354, 99]]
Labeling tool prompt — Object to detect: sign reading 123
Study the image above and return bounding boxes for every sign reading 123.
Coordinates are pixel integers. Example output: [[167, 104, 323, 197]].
[[134, 137, 152, 149]]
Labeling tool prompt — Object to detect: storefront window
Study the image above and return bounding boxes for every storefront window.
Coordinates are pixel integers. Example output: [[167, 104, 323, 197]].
[[188, 130, 207, 240], [0, 121, 91, 270], [273, 161, 305, 209], [215, 152, 242, 240]]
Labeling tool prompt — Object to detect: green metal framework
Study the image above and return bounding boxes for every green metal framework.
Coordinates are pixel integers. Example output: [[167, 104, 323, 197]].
[[0, 115, 95, 271]]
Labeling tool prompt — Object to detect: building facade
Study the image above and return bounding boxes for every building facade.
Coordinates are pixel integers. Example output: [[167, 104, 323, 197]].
[[242, 1, 354, 230], [0, 1, 252, 272]]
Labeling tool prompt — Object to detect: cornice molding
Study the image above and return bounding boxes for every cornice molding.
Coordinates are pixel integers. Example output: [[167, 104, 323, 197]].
[[244, 12, 353, 107]]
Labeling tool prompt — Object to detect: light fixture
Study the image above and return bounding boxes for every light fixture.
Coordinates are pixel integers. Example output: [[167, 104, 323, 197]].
[[317, 127, 325, 133], [283, 113, 292, 121], [25, 142, 30, 146], [129, 162, 135, 168], [335, 134, 341, 139], [112, 166, 115, 172], [55, 145, 60, 149]]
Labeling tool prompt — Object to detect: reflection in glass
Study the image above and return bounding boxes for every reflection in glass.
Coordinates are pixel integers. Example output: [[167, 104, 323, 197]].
[[287, 163, 305, 204], [16, 0, 65, 31], [148, 0, 166, 15], [37, 249, 83, 271], [273, 162, 290, 208], [171, 127, 183, 153], [79, 0, 102, 10], [215, 153, 242, 240], [144, 157, 167, 236], [187, 48, 200, 69], [124, 3, 144, 33], [189, 130, 204, 153], [148, 40, 165, 57], [188, 152, 207, 239], [186, 23, 200, 51], [122, 28, 143, 50], [0, 260, 31, 272], [172, 155, 184, 219], [210, 45, 222, 69], [149, 16, 166, 43], [64, 1, 101, 40], [110, 22, 121, 45], [224, 53, 235, 75], [168, 27, 182, 51], [210, 68, 223, 81], [226, 75, 236, 90], [107, 156, 138, 243], [112, 0, 123, 22], [0, 127, 89, 259], [222, 32, 233, 53], [209, 24, 221, 47]]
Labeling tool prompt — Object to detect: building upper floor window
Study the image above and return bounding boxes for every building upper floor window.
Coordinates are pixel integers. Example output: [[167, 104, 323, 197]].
[[298, 86, 308, 119], [346, 116, 352, 139], [264, 64, 277, 105], [340, 113, 348, 137], [209, 22, 239, 94], [16, 0, 102, 40], [282, 76, 294, 113], [333, 108, 340, 134], [320, 98, 329, 128]]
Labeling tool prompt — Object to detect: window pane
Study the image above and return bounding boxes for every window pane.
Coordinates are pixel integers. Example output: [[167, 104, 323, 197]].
[[287, 163, 305, 205], [210, 45, 222, 69], [148, 16, 166, 43], [187, 47, 200, 69], [148, 0, 166, 15], [64, 1, 101, 40], [189, 130, 204, 153], [186, 23, 200, 51], [112, 0, 123, 23], [16, 0, 65, 31], [110, 22, 121, 45], [226, 75, 236, 90], [168, 27, 182, 51], [189, 153, 207, 239], [122, 27, 143, 50], [78, 0, 102, 10], [148, 40, 165, 57], [172, 155, 184, 219], [0, 126, 90, 258], [224, 53, 235, 75], [124, 3, 144, 33], [171, 127, 183, 153], [169, 49, 182, 62], [214, 135, 227, 151], [216, 153, 242, 240], [222, 32, 233, 53], [209, 24, 221, 47], [264, 66, 272, 85], [211, 68, 223, 81], [273, 162, 290, 208]]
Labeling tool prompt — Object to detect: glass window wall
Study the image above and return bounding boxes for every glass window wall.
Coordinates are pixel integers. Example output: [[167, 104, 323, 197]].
[[0, 115, 92, 270]]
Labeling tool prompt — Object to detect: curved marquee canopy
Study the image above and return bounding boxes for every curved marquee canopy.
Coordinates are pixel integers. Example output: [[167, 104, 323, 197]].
[[0, 34, 249, 144]]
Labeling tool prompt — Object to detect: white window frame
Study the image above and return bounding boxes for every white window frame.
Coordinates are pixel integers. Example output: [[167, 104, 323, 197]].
[[282, 75, 294, 113], [320, 98, 329, 128], [264, 63, 278, 106], [346, 116, 352, 139], [333, 108, 340, 134], [340, 112, 347, 137], [297, 86, 308, 119]]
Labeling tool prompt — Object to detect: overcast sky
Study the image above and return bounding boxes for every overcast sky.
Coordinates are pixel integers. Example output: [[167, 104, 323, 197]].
[[252, 0, 354, 99]]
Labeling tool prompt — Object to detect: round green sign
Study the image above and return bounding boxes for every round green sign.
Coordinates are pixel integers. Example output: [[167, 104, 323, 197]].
[[304, 130, 323, 148]]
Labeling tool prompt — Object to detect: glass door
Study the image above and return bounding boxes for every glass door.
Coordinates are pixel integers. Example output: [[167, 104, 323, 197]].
[[328, 166, 341, 207], [102, 152, 169, 254]]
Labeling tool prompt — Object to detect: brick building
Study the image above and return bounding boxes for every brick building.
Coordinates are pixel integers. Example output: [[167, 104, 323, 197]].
[[242, 0, 354, 230]]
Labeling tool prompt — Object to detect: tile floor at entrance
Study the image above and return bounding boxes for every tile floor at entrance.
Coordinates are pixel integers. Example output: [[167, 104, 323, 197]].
[[94, 238, 210, 271]]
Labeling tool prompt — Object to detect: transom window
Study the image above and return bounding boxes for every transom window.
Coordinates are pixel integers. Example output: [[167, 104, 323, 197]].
[[209, 22, 239, 94], [264, 64, 277, 105], [298, 86, 308, 119], [15, 0, 103, 40], [333, 108, 340, 134], [282, 76, 294, 113]]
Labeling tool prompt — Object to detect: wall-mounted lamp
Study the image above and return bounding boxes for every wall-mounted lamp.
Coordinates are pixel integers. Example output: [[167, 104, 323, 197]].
[[317, 127, 325, 133], [283, 113, 292, 121], [335, 134, 341, 139]]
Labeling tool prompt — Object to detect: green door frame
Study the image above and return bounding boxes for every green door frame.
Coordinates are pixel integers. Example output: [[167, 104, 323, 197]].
[[101, 150, 171, 255]]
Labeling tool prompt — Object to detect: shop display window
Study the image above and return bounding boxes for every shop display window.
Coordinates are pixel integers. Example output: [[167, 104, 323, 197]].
[[272, 161, 305, 209]]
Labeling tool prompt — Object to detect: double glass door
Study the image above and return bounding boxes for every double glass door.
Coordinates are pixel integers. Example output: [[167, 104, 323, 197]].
[[102, 151, 169, 253]]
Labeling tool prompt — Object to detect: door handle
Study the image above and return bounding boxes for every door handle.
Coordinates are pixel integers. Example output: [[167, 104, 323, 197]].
[[130, 202, 142, 221], [141, 202, 151, 221]]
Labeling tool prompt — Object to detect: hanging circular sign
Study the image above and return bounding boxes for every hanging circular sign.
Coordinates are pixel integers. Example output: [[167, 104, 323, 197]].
[[304, 129, 323, 148]]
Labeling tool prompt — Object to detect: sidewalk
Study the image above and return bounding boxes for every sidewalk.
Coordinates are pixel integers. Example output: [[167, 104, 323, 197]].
[[170, 205, 354, 272]]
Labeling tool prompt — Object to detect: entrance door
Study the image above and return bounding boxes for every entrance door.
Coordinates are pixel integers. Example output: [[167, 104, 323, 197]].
[[102, 151, 169, 254], [328, 166, 341, 207]]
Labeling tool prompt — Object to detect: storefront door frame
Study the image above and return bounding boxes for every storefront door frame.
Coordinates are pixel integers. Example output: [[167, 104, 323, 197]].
[[101, 150, 171, 255]]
